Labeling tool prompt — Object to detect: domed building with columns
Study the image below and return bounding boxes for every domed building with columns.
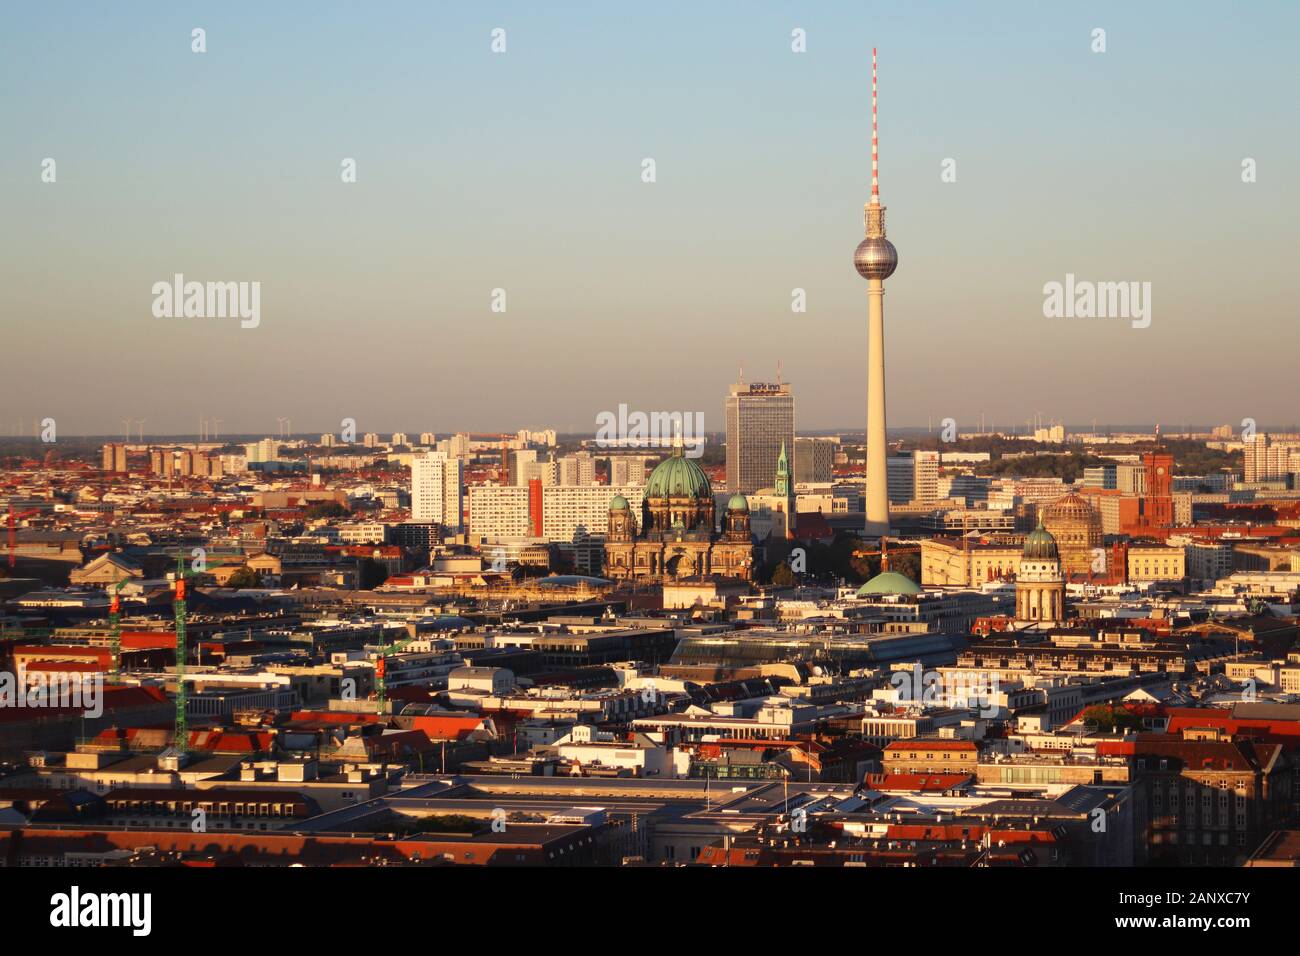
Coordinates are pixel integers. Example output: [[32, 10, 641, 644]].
[[604, 445, 756, 581], [1041, 492, 1104, 579], [1016, 520, 1066, 624]]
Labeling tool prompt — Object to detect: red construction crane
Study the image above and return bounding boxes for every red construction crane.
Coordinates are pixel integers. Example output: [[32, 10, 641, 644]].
[[6, 506, 40, 569], [463, 433, 516, 479]]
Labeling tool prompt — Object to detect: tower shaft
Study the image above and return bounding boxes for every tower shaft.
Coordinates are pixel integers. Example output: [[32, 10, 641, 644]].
[[865, 278, 890, 537]]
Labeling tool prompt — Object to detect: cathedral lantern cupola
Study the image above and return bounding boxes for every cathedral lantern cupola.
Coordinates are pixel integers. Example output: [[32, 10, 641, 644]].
[[607, 495, 635, 542], [724, 493, 751, 540]]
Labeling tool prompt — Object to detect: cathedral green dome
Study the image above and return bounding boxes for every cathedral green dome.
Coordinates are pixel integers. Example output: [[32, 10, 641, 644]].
[[727, 494, 749, 511], [609, 495, 630, 511], [646, 450, 712, 500], [856, 571, 923, 597], [1022, 520, 1059, 560]]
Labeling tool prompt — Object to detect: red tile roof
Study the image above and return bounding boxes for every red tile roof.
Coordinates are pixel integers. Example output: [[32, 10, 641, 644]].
[[864, 773, 973, 792], [121, 631, 176, 650], [884, 740, 978, 753], [409, 714, 494, 742], [287, 710, 383, 726]]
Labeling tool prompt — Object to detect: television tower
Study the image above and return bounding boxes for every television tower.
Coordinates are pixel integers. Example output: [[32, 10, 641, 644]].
[[854, 48, 899, 539]]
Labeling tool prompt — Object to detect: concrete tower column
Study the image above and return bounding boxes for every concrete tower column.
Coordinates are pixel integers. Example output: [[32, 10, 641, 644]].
[[865, 278, 889, 537]]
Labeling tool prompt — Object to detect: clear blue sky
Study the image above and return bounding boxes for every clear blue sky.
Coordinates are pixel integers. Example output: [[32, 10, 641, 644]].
[[3, 1, 1297, 437]]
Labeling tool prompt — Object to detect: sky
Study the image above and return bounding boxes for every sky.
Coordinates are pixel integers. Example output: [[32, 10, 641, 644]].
[[2, 1, 1297, 438]]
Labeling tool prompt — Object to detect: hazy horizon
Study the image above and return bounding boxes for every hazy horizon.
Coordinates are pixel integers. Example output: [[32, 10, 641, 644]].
[[4, 1, 1297, 436]]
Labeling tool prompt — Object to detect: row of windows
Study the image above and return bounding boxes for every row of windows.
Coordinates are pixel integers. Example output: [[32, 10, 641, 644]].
[[1152, 832, 1249, 847], [109, 802, 296, 816]]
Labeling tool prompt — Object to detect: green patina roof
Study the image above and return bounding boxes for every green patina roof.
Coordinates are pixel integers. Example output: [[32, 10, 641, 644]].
[[1022, 519, 1059, 560], [646, 448, 712, 499], [727, 493, 749, 511], [856, 570, 923, 597], [609, 495, 630, 511]]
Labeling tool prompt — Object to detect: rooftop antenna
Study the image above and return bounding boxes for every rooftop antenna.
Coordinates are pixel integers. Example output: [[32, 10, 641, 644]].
[[776, 360, 783, 386], [739, 362, 744, 386]]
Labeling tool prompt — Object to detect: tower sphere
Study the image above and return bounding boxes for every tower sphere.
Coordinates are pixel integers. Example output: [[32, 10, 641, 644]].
[[854, 236, 898, 280]]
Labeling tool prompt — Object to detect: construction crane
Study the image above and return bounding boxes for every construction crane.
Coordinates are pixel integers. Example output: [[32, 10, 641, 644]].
[[374, 632, 424, 715], [172, 551, 191, 754], [464, 433, 516, 479], [6, 505, 40, 569], [108, 578, 127, 681]]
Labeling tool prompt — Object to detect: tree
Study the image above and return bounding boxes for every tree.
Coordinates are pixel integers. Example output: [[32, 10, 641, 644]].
[[889, 550, 922, 583], [771, 562, 797, 587], [305, 501, 349, 519], [358, 558, 389, 590], [1080, 705, 1141, 733], [849, 550, 879, 582], [226, 566, 261, 589]]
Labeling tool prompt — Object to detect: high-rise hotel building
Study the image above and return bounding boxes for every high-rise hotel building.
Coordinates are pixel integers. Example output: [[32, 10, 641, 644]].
[[725, 382, 794, 494]]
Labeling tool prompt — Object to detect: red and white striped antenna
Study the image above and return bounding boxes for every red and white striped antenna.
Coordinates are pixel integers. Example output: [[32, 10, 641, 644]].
[[871, 47, 880, 204]]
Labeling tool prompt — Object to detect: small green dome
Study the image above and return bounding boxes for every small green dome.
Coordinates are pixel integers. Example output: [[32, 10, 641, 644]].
[[727, 493, 749, 511], [1022, 520, 1059, 560], [646, 450, 712, 500], [856, 571, 923, 597], [609, 495, 630, 511]]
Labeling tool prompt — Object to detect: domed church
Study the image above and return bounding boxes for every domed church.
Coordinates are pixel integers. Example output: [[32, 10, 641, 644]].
[[604, 445, 756, 581], [1041, 492, 1104, 579], [1016, 519, 1066, 624]]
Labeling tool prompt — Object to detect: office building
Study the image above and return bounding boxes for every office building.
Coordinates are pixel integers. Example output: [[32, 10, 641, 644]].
[[794, 437, 835, 484], [725, 382, 794, 495]]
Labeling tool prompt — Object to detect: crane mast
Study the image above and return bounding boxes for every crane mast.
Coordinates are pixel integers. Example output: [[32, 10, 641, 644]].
[[109, 580, 126, 681], [173, 551, 189, 753]]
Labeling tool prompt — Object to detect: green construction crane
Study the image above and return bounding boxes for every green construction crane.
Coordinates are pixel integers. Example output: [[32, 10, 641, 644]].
[[172, 551, 190, 753], [108, 578, 127, 681], [374, 632, 423, 716]]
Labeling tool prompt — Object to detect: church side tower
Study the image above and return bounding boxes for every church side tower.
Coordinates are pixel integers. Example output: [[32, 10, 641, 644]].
[[775, 441, 795, 539]]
